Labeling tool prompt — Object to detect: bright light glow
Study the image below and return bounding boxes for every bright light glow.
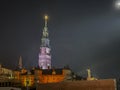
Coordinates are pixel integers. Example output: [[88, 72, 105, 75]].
[[45, 15, 48, 20], [115, 0, 120, 9]]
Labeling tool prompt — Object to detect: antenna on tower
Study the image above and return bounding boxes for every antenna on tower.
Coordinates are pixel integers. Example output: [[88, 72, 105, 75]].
[[18, 56, 23, 69]]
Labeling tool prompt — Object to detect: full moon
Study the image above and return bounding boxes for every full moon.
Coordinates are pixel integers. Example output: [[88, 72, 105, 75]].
[[115, 0, 120, 9]]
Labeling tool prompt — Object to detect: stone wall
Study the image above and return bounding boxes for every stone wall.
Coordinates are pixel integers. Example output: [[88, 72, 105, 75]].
[[37, 79, 116, 90]]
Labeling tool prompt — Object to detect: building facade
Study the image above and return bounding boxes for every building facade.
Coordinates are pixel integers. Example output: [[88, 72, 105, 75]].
[[34, 68, 72, 84]]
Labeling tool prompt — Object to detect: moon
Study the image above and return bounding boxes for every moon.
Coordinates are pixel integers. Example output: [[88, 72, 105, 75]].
[[115, 0, 120, 9]]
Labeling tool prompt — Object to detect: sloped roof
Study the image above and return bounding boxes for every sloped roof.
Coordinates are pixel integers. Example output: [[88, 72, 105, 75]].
[[42, 69, 63, 75]]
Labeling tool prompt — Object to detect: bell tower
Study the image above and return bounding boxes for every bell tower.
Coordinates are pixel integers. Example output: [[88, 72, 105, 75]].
[[38, 15, 51, 69]]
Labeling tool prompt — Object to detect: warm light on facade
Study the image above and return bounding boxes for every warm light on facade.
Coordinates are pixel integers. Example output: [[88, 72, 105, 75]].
[[21, 75, 34, 87]]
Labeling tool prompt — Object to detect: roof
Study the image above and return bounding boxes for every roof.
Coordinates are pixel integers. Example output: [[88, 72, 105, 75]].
[[42, 69, 63, 75], [20, 70, 34, 75]]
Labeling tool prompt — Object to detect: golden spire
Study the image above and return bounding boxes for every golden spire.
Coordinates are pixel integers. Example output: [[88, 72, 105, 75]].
[[44, 15, 48, 27], [42, 15, 49, 38], [45, 15, 48, 20]]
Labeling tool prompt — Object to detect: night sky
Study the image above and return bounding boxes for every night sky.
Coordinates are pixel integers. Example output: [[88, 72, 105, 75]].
[[0, 0, 120, 78]]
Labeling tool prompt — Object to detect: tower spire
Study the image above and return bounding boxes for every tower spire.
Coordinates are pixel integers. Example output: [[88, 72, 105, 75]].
[[45, 15, 48, 27], [43, 15, 49, 38], [18, 56, 23, 69]]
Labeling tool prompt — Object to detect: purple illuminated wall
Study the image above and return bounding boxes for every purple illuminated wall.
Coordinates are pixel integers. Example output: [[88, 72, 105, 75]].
[[38, 47, 51, 69]]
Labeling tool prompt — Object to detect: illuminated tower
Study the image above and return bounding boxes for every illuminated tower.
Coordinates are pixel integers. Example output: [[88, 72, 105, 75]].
[[38, 15, 51, 69]]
